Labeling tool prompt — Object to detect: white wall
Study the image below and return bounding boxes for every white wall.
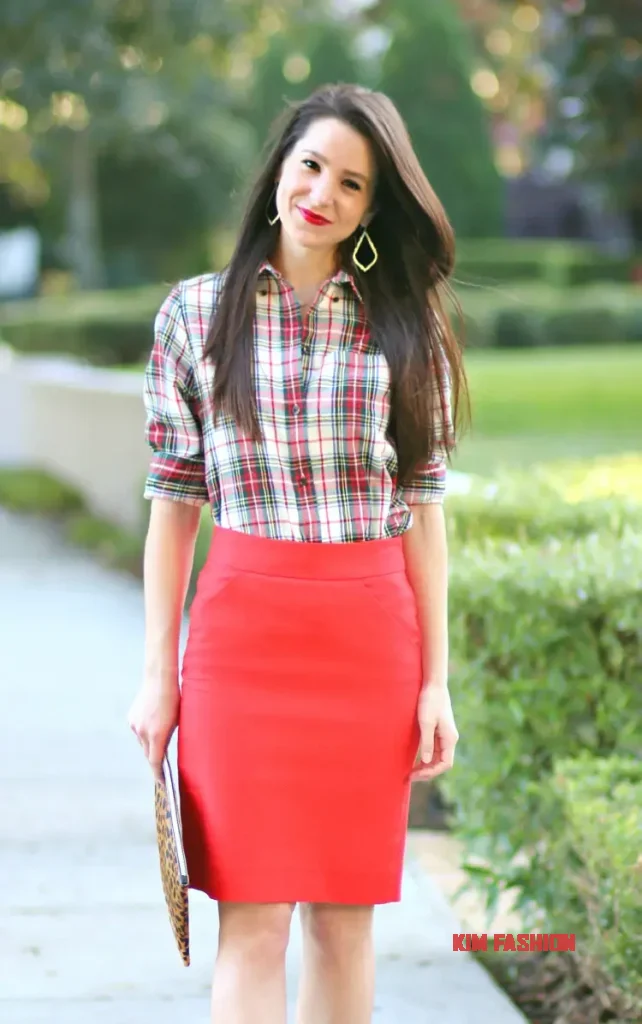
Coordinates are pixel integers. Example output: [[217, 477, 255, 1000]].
[[0, 347, 151, 532]]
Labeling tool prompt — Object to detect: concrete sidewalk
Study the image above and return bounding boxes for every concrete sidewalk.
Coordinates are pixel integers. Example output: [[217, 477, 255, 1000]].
[[0, 508, 526, 1023]]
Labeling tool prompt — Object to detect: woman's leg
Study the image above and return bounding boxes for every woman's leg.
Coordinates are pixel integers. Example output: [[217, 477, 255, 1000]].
[[295, 902, 376, 1024], [211, 901, 296, 1024]]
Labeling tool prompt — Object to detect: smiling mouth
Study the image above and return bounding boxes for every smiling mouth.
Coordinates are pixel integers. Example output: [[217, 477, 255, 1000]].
[[298, 207, 332, 226]]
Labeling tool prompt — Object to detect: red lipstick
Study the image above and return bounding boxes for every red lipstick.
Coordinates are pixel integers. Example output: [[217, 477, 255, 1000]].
[[298, 207, 331, 226]]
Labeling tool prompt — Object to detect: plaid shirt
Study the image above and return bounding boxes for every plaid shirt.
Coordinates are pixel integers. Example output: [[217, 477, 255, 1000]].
[[143, 262, 453, 542]]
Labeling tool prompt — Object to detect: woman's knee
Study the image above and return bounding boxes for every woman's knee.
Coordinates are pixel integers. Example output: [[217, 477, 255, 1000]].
[[218, 901, 296, 962], [300, 903, 374, 954]]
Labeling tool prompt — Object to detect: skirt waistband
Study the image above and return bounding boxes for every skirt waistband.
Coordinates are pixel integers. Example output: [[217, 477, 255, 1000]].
[[205, 527, 406, 580]]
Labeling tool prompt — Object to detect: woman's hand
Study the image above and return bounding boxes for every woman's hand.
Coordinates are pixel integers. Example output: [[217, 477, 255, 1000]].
[[127, 683, 180, 781], [409, 681, 459, 782]]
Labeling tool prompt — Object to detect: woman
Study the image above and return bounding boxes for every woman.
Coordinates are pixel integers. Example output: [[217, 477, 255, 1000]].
[[128, 82, 467, 1024]]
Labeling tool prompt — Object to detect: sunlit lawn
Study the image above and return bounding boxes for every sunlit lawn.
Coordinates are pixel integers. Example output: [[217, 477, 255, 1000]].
[[452, 344, 641, 476]]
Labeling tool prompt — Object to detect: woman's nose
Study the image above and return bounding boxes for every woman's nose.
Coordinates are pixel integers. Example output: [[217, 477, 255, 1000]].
[[308, 178, 334, 207]]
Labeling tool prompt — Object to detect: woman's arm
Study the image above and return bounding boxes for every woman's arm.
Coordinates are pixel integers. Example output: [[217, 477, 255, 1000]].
[[143, 498, 202, 687], [402, 503, 459, 780], [401, 503, 449, 687], [128, 498, 203, 777]]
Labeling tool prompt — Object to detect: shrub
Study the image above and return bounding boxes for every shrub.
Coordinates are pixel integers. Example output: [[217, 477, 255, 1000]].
[[66, 514, 145, 577], [540, 754, 642, 1017], [0, 468, 85, 515], [475, 755, 642, 1024], [2, 276, 641, 364], [441, 527, 642, 909], [544, 307, 622, 347], [543, 453, 642, 503], [0, 285, 166, 365], [447, 490, 641, 546], [454, 239, 635, 289], [453, 282, 642, 348], [446, 460, 642, 546]]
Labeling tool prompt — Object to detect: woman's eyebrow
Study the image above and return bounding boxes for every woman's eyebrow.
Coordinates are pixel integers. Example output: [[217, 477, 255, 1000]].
[[301, 149, 369, 183]]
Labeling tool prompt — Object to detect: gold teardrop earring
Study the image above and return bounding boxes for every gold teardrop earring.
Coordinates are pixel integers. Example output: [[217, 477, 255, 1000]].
[[352, 225, 378, 272], [266, 186, 280, 226]]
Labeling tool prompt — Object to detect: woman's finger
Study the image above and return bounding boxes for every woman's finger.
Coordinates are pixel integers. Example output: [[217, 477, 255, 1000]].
[[132, 723, 150, 760], [411, 762, 448, 781], [148, 734, 167, 780], [419, 722, 438, 763]]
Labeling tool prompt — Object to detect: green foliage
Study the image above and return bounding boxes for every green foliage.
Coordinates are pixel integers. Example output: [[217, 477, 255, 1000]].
[[447, 455, 642, 540], [542, 753, 642, 1014], [441, 483, 642, 1019], [0, 467, 84, 515], [0, 284, 165, 364], [454, 239, 635, 288], [66, 513, 144, 576], [0, 1, 254, 123], [376, 0, 502, 238], [242, 17, 362, 147], [452, 282, 642, 348], [97, 150, 218, 287], [446, 479, 642, 547], [441, 527, 642, 906], [472, 754, 642, 1023], [0, 1, 263, 287]]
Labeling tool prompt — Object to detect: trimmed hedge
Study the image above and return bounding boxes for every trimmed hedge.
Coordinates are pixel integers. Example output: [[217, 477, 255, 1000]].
[[541, 754, 642, 1017], [441, 526, 642, 926], [0, 467, 85, 515], [1, 269, 642, 366], [454, 239, 636, 288], [0, 285, 166, 365], [453, 282, 642, 348], [476, 755, 642, 1023], [446, 460, 642, 546]]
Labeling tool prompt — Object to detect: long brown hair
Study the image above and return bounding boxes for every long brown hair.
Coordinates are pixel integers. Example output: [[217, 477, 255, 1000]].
[[205, 83, 468, 487]]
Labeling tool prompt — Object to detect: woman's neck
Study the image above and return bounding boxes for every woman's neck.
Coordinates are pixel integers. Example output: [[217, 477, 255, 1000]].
[[270, 235, 339, 304]]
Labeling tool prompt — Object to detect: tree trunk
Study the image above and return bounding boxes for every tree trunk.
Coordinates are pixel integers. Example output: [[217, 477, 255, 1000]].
[[67, 128, 105, 290]]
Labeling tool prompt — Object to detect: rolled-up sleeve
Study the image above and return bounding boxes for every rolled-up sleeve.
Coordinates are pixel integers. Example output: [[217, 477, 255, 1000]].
[[399, 351, 455, 506], [142, 285, 209, 506]]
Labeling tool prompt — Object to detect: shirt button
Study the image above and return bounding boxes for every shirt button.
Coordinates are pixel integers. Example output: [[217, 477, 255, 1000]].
[[293, 404, 301, 415], [299, 476, 307, 487]]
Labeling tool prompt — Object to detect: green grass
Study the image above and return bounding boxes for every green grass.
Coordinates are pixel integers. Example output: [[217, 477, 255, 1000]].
[[453, 344, 641, 475]]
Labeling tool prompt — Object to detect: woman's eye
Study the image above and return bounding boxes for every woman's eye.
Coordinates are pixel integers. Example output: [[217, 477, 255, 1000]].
[[344, 179, 361, 192], [303, 159, 320, 171]]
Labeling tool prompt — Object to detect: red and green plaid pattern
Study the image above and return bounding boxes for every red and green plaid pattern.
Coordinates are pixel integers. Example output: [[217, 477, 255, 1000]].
[[143, 262, 452, 541]]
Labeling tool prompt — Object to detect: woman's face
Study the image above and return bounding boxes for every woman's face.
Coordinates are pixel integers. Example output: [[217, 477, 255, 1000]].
[[274, 117, 375, 254]]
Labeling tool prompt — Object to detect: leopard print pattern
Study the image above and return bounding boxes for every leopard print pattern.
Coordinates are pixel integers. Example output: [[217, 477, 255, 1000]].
[[155, 779, 190, 966]]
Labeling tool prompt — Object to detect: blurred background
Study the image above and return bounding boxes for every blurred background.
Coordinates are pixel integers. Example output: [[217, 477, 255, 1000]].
[[0, 0, 640, 481], [0, 3, 640, 1023]]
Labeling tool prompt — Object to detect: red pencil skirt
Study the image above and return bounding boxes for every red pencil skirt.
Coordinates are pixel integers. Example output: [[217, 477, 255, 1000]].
[[177, 526, 423, 905]]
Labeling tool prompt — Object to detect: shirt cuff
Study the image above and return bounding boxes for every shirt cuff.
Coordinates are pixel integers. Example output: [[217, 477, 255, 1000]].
[[143, 452, 209, 505], [399, 462, 447, 505]]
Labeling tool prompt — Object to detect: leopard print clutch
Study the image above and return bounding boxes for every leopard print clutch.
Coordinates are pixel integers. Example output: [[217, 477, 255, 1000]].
[[154, 756, 190, 966]]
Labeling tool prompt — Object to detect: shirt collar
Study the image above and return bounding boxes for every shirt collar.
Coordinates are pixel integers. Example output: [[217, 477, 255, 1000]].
[[258, 260, 363, 304]]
